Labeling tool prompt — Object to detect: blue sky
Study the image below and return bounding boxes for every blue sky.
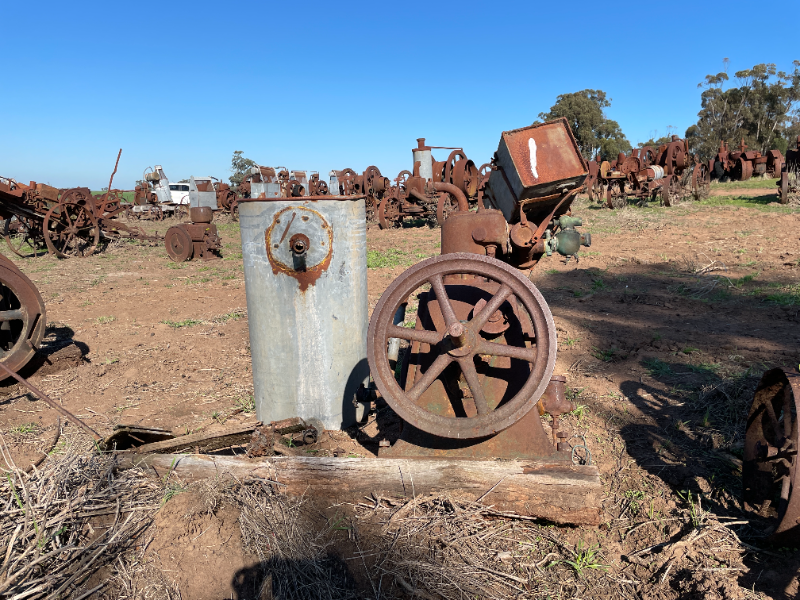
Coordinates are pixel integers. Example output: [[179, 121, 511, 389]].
[[1, 0, 799, 189]]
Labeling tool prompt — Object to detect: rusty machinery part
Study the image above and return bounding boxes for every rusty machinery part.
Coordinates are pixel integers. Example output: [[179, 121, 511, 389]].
[[165, 226, 193, 262], [743, 368, 799, 545], [3, 217, 46, 258], [0, 259, 46, 377], [377, 195, 402, 229], [605, 179, 628, 209], [43, 202, 100, 258], [691, 162, 711, 200], [434, 182, 470, 227], [442, 150, 480, 199], [367, 253, 557, 440]]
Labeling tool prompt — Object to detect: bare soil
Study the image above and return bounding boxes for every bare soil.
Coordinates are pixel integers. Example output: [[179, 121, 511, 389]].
[[1, 198, 799, 599]]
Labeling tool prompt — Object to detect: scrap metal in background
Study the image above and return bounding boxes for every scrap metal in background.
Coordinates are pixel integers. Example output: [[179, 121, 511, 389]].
[[0, 150, 160, 259], [367, 118, 594, 462], [777, 136, 800, 204], [376, 140, 487, 229], [710, 140, 783, 183], [132, 165, 189, 221], [592, 136, 709, 208], [164, 206, 222, 262]]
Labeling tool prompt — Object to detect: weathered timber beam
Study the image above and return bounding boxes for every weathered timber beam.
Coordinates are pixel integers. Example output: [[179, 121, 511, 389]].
[[116, 453, 603, 526]]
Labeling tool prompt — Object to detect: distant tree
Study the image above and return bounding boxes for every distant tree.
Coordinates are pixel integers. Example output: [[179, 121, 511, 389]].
[[538, 89, 632, 160], [687, 60, 800, 160], [230, 151, 257, 185]]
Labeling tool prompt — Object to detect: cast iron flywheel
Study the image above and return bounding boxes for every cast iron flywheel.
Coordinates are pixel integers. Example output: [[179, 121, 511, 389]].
[[0, 259, 46, 378], [743, 368, 800, 545], [367, 253, 557, 439]]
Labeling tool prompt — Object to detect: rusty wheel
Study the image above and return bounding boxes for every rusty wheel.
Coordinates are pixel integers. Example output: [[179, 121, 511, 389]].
[[3, 217, 45, 258], [367, 253, 556, 439], [378, 196, 401, 229], [779, 172, 789, 205], [43, 202, 99, 258], [165, 226, 193, 262], [0, 259, 46, 378], [744, 369, 800, 545], [692, 164, 710, 200], [605, 180, 627, 209], [435, 192, 458, 226]]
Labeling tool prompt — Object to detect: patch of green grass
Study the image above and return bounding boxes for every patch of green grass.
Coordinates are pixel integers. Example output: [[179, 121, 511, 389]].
[[235, 395, 255, 413], [643, 358, 672, 378], [697, 194, 799, 212], [96, 315, 116, 324], [710, 177, 779, 190], [564, 337, 580, 347], [764, 284, 800, 306], [682, 347, 699, 354], [161, 318, 203, 328], [545, 268, 559, 275], [591, 277, 606, 291], [11, 423, 37, 435], [162, 481, 187, 504], [572, 290, 584, 298], [367, 248, 415, 269], [569, 404, 588, 421], [689, 362, 722, 375], [215, 310, 244, 323], [549, 541, 607, 577], [592, 346, 618, 362]]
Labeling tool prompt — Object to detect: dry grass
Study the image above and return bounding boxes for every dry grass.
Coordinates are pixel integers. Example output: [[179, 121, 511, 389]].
[[0, 440, 162, 599]]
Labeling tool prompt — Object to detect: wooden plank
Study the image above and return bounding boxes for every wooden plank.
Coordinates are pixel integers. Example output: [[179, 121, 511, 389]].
[[118, 422, 259, 454], [117, 454, 603, 526]]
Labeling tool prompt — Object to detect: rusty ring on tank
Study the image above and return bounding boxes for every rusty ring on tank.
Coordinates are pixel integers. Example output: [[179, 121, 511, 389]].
[[367, 253, 557, 440]]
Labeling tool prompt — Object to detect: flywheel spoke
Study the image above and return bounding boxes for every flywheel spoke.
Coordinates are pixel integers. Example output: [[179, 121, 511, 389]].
[[476, 340, 534, 362], [387, 324, 441, 346], [471, 284, 513, 331], [429, 274, 459, 329], [408, 353, 453, 402], [456, 356, 490, 415]]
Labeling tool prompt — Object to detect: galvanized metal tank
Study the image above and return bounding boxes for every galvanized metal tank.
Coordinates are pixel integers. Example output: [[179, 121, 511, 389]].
[[238, 196, 369, 430]]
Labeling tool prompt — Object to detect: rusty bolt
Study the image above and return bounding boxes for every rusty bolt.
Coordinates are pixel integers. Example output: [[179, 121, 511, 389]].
[[472, 227, 487, 243], [448, 322, 468, 347]]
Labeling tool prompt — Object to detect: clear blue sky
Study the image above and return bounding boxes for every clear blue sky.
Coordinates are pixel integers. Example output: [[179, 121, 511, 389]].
[[2, 0, 798, 189]]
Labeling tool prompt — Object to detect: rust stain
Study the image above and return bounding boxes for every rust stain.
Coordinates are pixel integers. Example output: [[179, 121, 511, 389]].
[[264, 206, 333, 292]]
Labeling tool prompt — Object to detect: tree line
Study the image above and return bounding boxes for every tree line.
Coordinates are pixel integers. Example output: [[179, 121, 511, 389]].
[[537, 60, 800, 163], [228, 60, 800, 182]]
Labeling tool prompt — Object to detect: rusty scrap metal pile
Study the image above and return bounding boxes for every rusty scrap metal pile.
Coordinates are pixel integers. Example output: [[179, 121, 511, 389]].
[[583, 136, 710, 208], [0, 151, 160, 258], [709, 140, 784, 183], [235, 142, 487, 229]]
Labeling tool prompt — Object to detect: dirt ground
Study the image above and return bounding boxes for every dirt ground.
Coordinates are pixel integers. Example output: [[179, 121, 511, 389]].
[[1, 183, 800, 599]]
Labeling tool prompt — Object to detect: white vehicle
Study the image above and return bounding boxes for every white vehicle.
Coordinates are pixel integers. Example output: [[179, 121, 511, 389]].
[[168, 183, 190, 205]]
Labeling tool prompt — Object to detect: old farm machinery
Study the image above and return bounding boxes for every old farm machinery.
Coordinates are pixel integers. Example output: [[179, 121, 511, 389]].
[[0, 254, 45, 378], [376, 139, 486, 229], [367, 118, 595, 477], [710, 140, 783, 182], [131, 166, 189, 221], [0, 151, 159, 258], [777, 136, 800, 204], [744, 368, 799, 545], [597, 137, 710, 208]]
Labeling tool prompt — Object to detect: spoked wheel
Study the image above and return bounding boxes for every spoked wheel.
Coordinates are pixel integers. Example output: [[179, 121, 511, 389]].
[[173, 205, 188, 221], [605, 180, 628, 209], [0, 259, 46, 378], [3, 217, 46, 258], [378, 196, 402, 229], [779, 172, 789, 205], [744, 368, 800, 545], [367, 253, 557, 439], [692, 164, 710, 200], [165, 226, 193, 262], [436, 192, 458, 226], [43, 202, 99, 258]]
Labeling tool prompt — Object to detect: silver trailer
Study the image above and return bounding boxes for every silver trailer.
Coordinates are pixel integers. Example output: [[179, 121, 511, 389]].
[[189, 176, 218, 210]]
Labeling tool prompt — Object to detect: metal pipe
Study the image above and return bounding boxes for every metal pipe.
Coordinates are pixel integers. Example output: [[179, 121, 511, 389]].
[[0, 360, 102, 442], [387, 303, 407, 362]]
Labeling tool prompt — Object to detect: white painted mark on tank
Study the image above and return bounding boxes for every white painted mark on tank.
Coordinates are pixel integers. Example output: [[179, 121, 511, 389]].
[[529, 138, 539, 179]]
